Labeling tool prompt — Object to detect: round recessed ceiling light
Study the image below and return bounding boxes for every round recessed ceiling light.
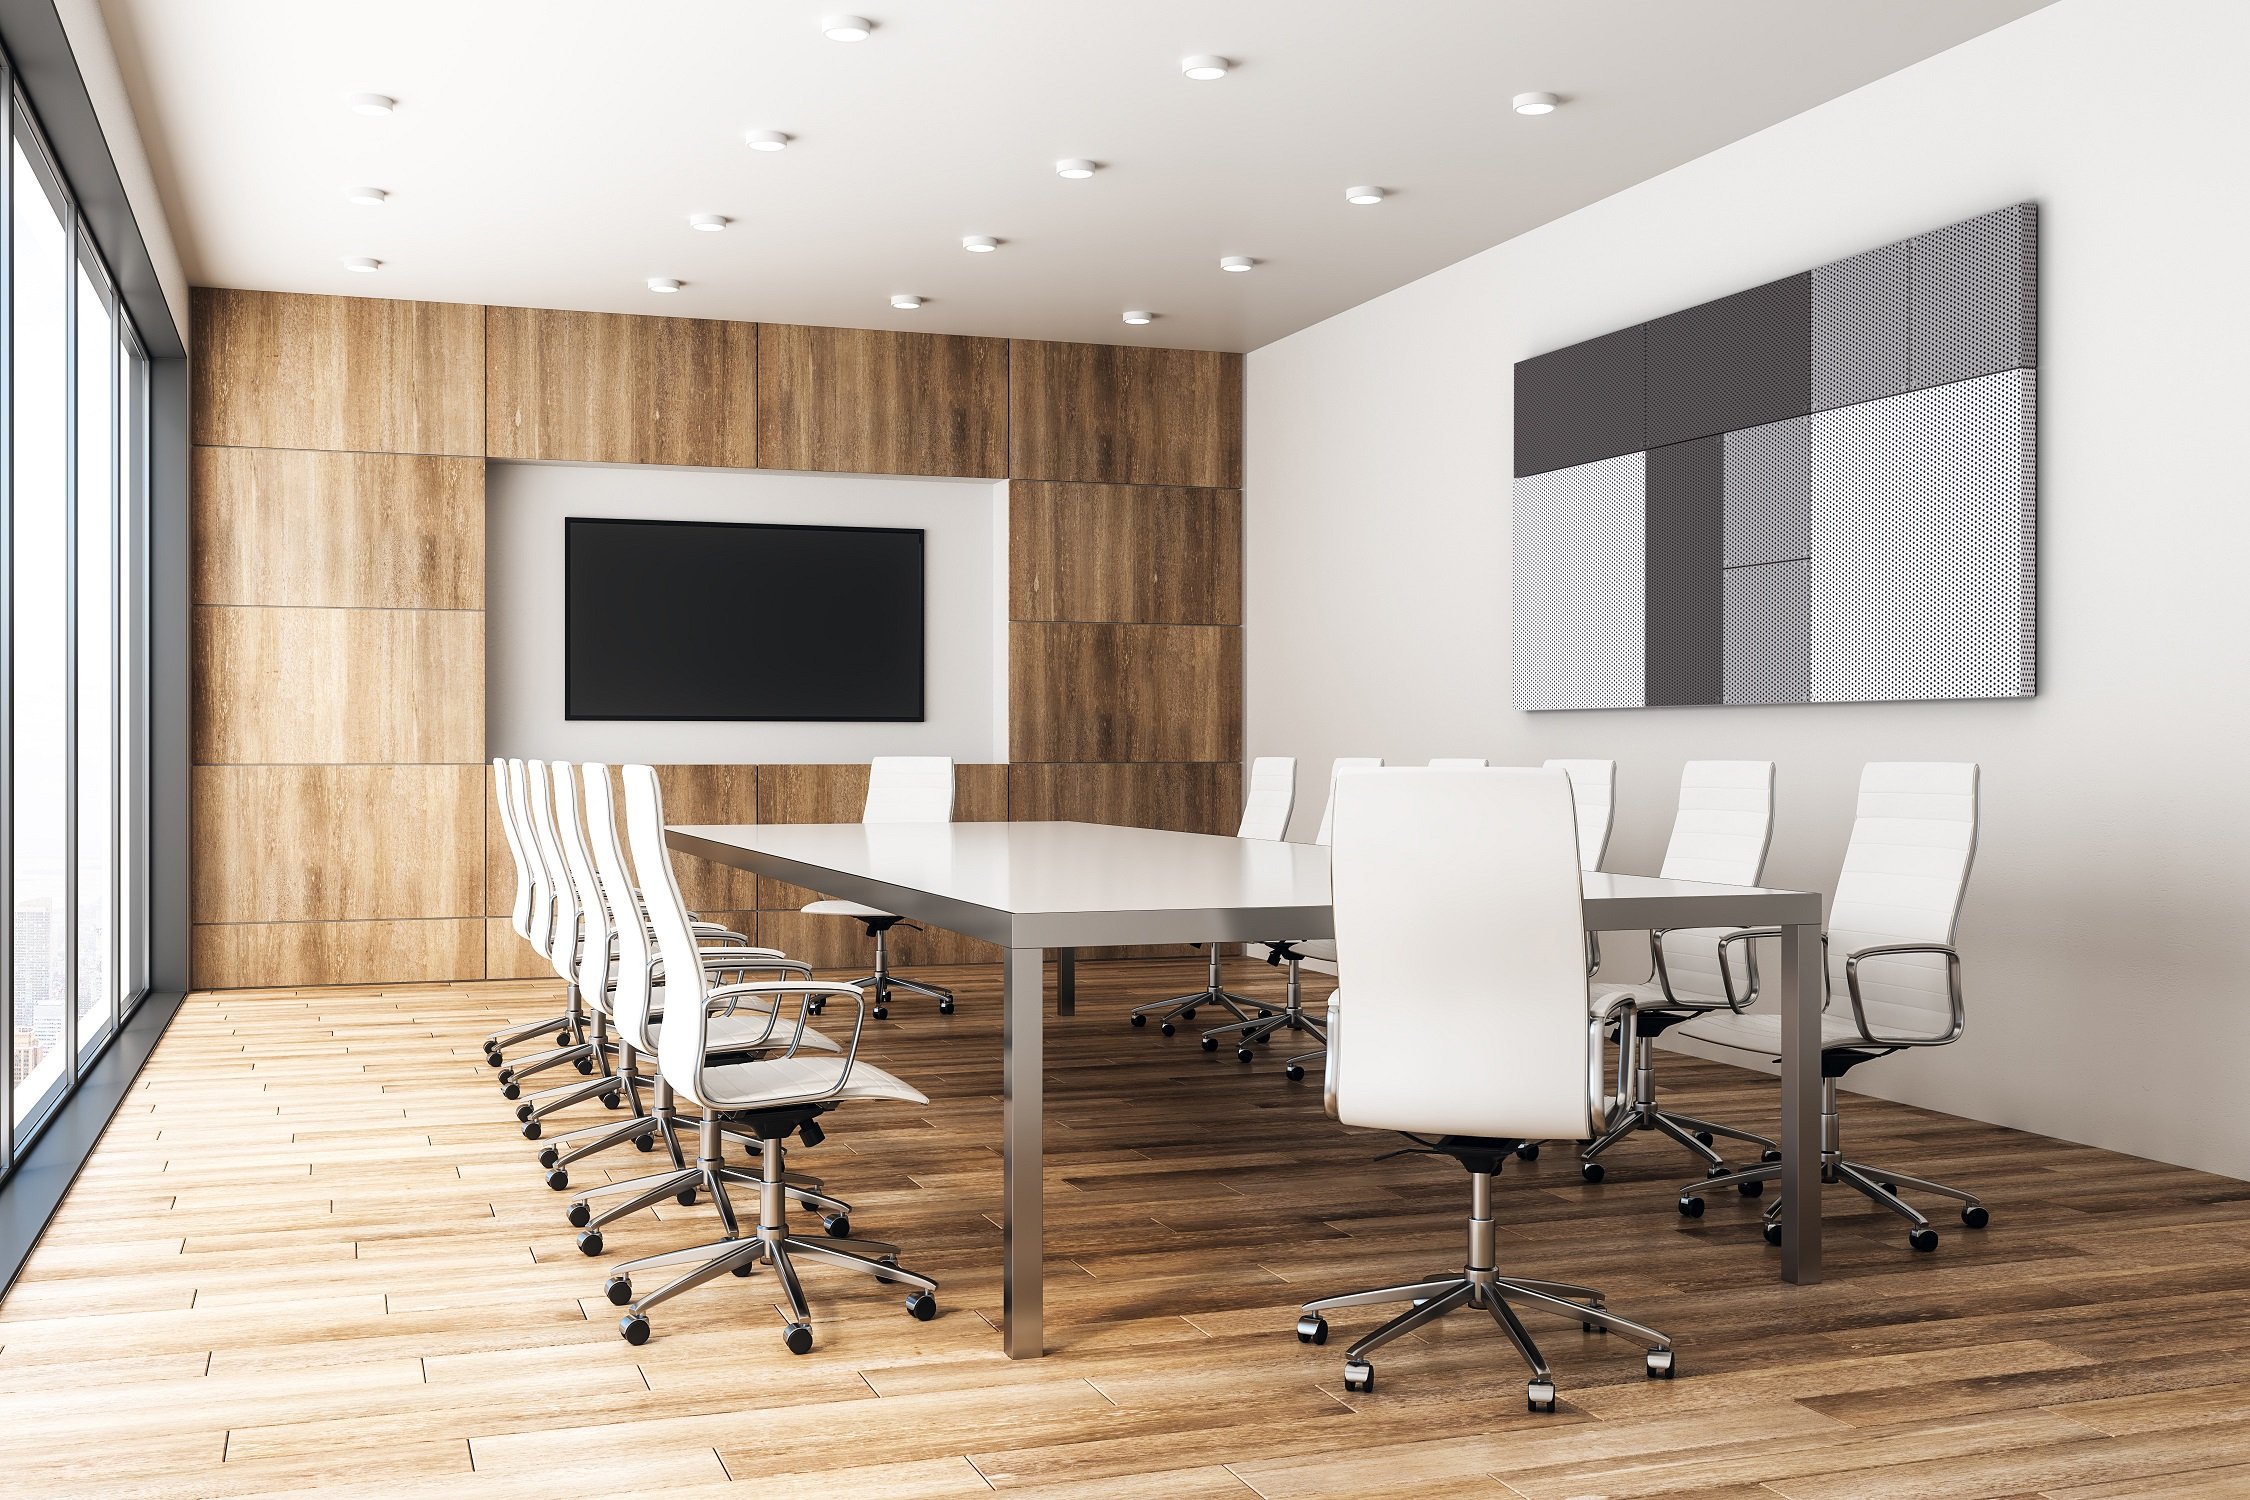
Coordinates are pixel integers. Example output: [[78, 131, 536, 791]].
[[346, 186, 389, 206], [823, 14, 873, 41], [1181, 55, 1230, 81], [688, 213, 730, 232], [890, 293, 923, 310], [744, 129, 792, 151], [1122, 310, 1154, 326], [347, 92, 395, 116], [1344, 185, 1385, 205], [342, 256, 382, 273], [962, 235, 999, 253], [648, 277, 683, 293], [1055, 158, 1098, 180], [1512, 91, 1560, 115], [1219, 255, 1256, 273]]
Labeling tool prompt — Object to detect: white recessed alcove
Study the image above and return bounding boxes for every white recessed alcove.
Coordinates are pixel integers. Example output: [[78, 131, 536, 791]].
[[486, 461, 1008, 764]]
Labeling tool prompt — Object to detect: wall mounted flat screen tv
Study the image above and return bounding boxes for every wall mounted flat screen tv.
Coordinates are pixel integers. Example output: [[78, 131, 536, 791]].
[[564, 517, 925, 721]]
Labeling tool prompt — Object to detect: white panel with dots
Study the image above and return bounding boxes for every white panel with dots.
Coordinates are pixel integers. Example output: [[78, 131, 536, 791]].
[[1511, 451, 1647, 711]]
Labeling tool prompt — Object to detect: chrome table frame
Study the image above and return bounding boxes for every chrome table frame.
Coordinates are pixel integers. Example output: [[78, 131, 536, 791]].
[[668, 820, 1824, 1358]]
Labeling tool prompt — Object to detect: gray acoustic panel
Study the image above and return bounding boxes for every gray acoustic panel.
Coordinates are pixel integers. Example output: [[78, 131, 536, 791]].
[[1809, 368, 2036, 703], [1513, 324, 1645, 477], [1644, 437, 1724, 707], [1512, 451, 1646, 710], [1722, 415, 1811, 568], [1723, 559, 1811, 705], [1645, 274, 1810, 449], [1910, 203, 2038, 390], [1811, 242, 1909, 412]]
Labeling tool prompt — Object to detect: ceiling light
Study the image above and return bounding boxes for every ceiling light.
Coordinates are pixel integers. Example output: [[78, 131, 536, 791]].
[[1181, 55, 1230, 81], [962, 235, 999, 253], [648, 277, 683, 293], [890, 293, 923, 310], [347, 93, 395, 116], [1122, 310, 1154, 326], [342, 257, 381, 273], [823, 14, 873, 41], [744, 129, 792, 151], [1218, 255, 1256, 273], [1344, 185, 1385, 205], [1512, 91, 1560, 115], [346, 186, 388, 206], [688, 214, 730, 232], [1055, 158, 1097, 179]]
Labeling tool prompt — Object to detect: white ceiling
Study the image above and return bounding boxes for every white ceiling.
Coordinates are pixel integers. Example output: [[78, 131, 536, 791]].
[[100, 0, 2053, 353]]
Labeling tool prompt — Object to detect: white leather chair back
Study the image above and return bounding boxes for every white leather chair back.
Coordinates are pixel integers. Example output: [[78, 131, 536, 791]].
[[1237, 757, 1296, 841], [1652, 760, 1776, 1005], [584, 764, 660, 1054], [524, 760, 581, 985], [507, 759, 555, 957], [1330, 767, 1596, 1140], [1314, 757, 1384, 845], [864, 756, 954, 824], [1427, 757, 1489, 769], [494, 758, 534, 940], [554, 763, 613, 1009], [1542, 759, 1616, 871], [625, 764, 718, 1109], [1826, 762, 1979, 1037]]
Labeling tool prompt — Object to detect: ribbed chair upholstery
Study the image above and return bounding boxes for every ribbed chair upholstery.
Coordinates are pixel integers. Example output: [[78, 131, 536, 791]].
[[491, 760, 608, 1100], [1133, 756, 1299, 1036], [482, 757, 576, 1068], [1278, 757, 1383, 1081], [801, 756, 959, 1018]]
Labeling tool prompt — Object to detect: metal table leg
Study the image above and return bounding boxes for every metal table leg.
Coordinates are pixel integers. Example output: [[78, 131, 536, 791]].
[[1779, 920, 1823, 1283], [1003, 946, 1045, 1356], [1056, 947, 1075, 1016]]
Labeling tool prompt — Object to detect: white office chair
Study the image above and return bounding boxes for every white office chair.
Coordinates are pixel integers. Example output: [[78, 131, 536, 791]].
[[1579, 761, 1777, 1183], [1275, 757, 1383, 1079], [1426, 757, 1490, 769], [1294, 766, 1675, 1406], [494, 760, 607, 1102], [482, 757, 578, 1069], [1543, 758, 1617, 871], [802, 756, 958, 1019], [605, 763, 939, 1351], [1675, 762, 1988, 1253], [1134, 756, 1298, 1036]]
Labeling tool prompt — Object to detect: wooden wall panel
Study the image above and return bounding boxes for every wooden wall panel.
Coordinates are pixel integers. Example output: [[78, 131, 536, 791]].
[[192, 448, 484, 610], [1009, 340, 1243, 487], [191, 289, 484, 455], [757, 324, 1008, 477], [1007, 761, 1242, 836], [484, 307, 757, 467], [1010, 482, 1240, 625], [192, 765, 486, 924], [484, 919, 548, 981], [645, 764, 762, 916], [754, 763, 1008, 911], [1009, 623, 1240, 764], [193, 607, 484, 766], [755, 908, 1000, 970], [194, 919, 486, 990]]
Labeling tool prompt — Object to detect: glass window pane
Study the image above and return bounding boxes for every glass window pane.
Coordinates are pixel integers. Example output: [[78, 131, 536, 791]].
[[116, 327, 148, 1013], [76, 259, 114, 1056], [11, 134, 73, 1123]]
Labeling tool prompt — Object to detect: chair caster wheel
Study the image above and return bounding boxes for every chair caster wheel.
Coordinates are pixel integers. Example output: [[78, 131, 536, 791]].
[[618, 1314, 649, 1345], [1179, 1007, 1198, 1023], [871, 1005, 889, 1021], [1129, 1013, 1147, 1028], [937, 997, 955, 1016], [1881, 1182, 1898, 1194], [521, 1121, 542, 1141], [574, 1056, 596, 1075], [807, 996, 825, 1015], [500, 1083, 521, 1101], [1704, 1165, 1728, 1180], [1200, 1036, 1218, 1053], [1285, 1064, 1306, 1081], [732, 1260, 756, 1277], [1695, 1130, 1715, 1146], [606, 1276, 632, 1305], [599, 1091, 620, 1110], [1677, 1194, 1705, 1218], [1527, 1379, 1557, 1412], [577, 1230, 604, 1256], [1342, 1360, 1374, 1393], [556, 1030, 575, 1048], [676, 1188, 697, 1206], [537, 1145, 560, 1169], [1962, 1205, 1990, 1228], [1296, 1314, 1328, 1345], [1516, 1143, 1539, 1162], [484, 1049, 504, 1068], [1762, 1148, 1782, 1163], [1237, 1047, 1254, 1063], [1646, 1348, 1675, 1379], [1763, 1220, 1783, 1246], [783, 1322, 814, 1355], [1738, 1179, 1764, 1198], [515, 1101, 535, 1122], [545, 1169, 568, 1191], [634, 1134, 656, 1152], [567, 1202, 591, 1229], [1581, 1162, 1605, 1184], [1909, 1227, 1939, 1252], [823, 1213, 851, 1238], [1159, 1022, 1176, 1037], [1583, 1307, 1608, 1332], [906, 1290, 938, 1321]]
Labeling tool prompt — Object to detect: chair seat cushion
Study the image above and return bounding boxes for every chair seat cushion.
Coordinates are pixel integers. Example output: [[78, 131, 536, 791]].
[[1675, 1009, 1873, 1055], [1292, 938, 1338, 976], [702, 1054, 929, 1110], [648, 1008, 842, 1054], [802, 899, 896, 920]]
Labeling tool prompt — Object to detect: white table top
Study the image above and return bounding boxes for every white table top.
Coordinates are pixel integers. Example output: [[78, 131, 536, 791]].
[[667, 820, 1820, 949]]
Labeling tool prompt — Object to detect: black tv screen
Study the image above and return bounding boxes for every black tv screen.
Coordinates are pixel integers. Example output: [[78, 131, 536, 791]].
[[564, 517, 925, 721]]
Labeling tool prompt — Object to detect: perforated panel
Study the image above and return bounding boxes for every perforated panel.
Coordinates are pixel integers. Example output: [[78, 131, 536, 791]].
[[1512, 452, 1646, 711], [1645, 274, 1810, 449], [1722, 415, 1811, 568], [1910, 203, 2038, 390], [1723, 559, 1811, 705], [1513, 324, 1646, 478], [1812, 241, 1910, 412]]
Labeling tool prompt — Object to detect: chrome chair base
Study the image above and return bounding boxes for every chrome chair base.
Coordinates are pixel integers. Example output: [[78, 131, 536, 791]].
[[1202, 952, 1324, 1060], [1130, 946, 1264, 1035], [1580, 1033, 1774, 1181], [832, 925, 952, 1019]]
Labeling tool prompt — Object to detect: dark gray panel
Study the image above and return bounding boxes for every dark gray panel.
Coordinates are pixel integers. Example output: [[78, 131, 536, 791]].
[[1909, 202, 2037, 389], [1513, 324, 1645, 478], [1645, 436, 1724, 707], [1723, 416, 1811, 568], [1645, 274, 1810, 449], [1723, 559, 1811, 705], [1811, 242, 1909, 413]]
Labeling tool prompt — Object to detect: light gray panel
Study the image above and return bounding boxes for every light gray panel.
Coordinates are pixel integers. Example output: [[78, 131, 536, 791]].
[[1722, 416, 1811, 568], [1811, 241, 1910, 413], [1724, 559, 1812, 705], [1910, 203, 2038, 388], [1808, 369, 2036, 703], [1511, 451, 1647, 711]]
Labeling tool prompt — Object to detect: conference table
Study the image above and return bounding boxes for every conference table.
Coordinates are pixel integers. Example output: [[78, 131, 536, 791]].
[[667, 818, 1825, 1358]]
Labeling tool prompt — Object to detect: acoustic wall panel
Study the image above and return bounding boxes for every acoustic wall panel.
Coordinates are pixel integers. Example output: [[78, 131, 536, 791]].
[[1511, 203, 2036, 710]]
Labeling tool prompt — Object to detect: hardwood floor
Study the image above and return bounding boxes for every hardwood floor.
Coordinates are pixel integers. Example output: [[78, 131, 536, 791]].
[[6, 957, 2250, 1498]]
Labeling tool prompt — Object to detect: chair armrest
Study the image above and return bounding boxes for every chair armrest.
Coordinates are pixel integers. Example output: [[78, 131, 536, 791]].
[[1587, 1010, 1617, 1139], [709, 980, 875, 1096], [1322, 994, 1343, 1120], [1842, 943, 1964, 1047], [1585, 931, 1603, 979], [1715, 927, 1784, 1013]]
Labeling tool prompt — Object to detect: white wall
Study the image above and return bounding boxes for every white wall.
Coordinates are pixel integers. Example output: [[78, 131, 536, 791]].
[[58, 0, 188, 335], [1245, 0, 2250, 1178], [487, 461, 1007, 765]]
